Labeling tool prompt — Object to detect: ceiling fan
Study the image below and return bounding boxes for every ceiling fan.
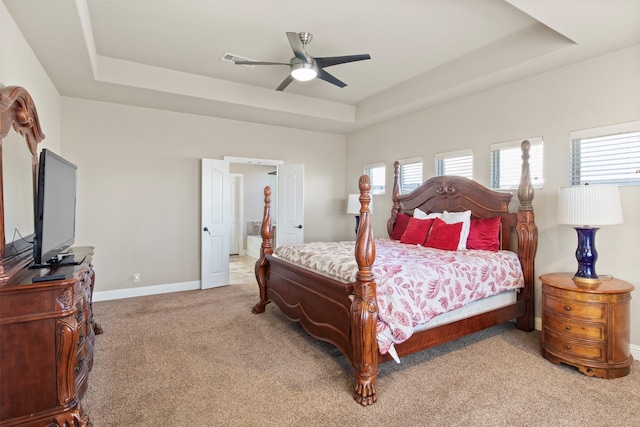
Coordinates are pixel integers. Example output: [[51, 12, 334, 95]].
[[234, 32, 371, 92]]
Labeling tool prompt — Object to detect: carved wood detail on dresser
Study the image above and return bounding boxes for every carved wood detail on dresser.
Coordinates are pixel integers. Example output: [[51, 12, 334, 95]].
[[540, 272, 634, 379], [0, 247, 98, 426]]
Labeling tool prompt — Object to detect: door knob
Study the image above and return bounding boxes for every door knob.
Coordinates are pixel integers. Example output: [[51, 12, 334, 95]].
[[294, 225, 302, 229], [203, 227, 211, 235]]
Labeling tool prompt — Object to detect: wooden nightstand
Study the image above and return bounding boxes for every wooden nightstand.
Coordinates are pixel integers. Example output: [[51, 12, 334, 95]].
[[540, 272, 634, 379]]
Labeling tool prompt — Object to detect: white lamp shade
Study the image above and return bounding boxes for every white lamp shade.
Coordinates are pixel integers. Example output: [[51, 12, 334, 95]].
[[346, 194, 372, 214], [558, 185, 623, 226]]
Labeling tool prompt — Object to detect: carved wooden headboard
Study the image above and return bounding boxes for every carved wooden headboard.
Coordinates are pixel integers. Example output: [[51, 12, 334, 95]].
[[386, 141, 535, 254]]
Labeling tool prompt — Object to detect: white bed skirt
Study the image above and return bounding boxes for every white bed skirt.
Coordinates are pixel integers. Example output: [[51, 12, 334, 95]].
[[387, 289, 518, 363]]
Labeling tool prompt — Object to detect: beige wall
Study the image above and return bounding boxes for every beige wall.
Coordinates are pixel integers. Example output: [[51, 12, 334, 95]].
[[61, 98, 346, 292], [1, 2, 61, 152], [1, 3, 61, 247], [346, 44, 640, 347]]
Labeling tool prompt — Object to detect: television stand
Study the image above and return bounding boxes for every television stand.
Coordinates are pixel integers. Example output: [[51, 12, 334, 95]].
[[29, 250, 87, 269], [1, 246, 98, 426]]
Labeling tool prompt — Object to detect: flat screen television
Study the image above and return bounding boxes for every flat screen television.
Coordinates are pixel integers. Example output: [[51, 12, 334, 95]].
[[32, 149, 78, 267]]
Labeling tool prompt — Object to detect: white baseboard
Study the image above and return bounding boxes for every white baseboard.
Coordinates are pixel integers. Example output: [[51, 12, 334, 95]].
[[93, 280, 200, 302], [630, 344, 640, 361]]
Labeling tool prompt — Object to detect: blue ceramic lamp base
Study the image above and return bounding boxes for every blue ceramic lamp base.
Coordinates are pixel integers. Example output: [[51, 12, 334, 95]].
[[573, 226, 601, 284]]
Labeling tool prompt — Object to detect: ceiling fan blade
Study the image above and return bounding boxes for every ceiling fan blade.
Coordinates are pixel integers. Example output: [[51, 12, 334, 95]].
[[286, 32, 308, 61], [315, 54, 371, 69], [317, 69, 347, 88], [276, 75, 295, 91], [234, 61, 289, 66]]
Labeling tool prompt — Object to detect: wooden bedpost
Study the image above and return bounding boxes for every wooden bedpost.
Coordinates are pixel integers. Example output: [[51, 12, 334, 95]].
[[252, 186, 273, 314], [386, 161, 401, 237], [515, 140, 538, 331], [351, 175, 378, 406]]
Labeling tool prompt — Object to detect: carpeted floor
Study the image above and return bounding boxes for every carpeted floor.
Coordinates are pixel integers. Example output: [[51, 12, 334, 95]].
[[83, 278, 639, 426]]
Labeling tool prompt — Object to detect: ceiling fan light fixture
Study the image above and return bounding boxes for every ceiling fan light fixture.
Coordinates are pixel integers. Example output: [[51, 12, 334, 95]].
[[290, 62, 317, 81], [238, 32, 370, 91]]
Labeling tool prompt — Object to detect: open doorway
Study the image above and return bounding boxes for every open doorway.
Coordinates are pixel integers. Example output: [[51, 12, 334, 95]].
[[229, 255, 256, 284], [201, 157, 303, 289], [228, 163, 276, 284]]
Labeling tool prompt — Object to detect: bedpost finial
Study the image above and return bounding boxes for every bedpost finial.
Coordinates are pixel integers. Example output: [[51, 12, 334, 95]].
[[359, 174, 371, 190], [387, 161, 402, 237], [518, 140, 534, 211], [392, 162, 400, 183], [358, 175, 372, 213], [260, 185, 273, 255]]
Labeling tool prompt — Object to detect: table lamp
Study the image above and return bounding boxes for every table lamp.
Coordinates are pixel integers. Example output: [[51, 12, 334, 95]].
[[557, 184, 623, 284]]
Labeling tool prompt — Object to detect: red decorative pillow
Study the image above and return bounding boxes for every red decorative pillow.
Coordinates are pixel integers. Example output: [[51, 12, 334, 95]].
[[391, 213, 411, 240], [424, 218, 463, 251], [400, 218, 434, 245], [467, 216, 501, 251]]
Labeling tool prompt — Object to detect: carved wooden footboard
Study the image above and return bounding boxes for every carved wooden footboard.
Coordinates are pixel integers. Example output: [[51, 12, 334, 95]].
[[253, 140, 538, 406]]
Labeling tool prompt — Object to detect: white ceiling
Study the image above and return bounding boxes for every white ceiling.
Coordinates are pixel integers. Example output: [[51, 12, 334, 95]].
[[4, 0, 640, 134]]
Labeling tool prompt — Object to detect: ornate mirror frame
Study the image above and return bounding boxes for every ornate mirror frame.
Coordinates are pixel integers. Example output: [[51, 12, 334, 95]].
[[0, 86, 45, 281]]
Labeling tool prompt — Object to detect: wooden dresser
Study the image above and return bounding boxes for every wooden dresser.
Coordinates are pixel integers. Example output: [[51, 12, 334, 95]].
[[0, 247, 98, 427], [540, 272, 634, 379]]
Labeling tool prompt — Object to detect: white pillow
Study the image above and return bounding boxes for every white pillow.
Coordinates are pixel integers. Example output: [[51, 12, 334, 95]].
[[442, 210, 472, 250], [414, 209, 442, 220]]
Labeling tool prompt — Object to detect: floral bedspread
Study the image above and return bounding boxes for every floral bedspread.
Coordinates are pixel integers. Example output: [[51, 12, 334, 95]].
[[274, 238, 524, 355]]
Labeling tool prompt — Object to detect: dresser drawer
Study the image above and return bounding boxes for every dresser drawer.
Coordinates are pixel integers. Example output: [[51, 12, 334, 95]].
[[545, 294, 606, 322], [544, 312, 606, 341], [544, 330, 606, 361], [76, 327, 87, 358], [75, 355, 90, 399]]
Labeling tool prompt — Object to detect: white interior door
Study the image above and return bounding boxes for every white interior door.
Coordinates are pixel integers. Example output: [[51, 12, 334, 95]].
[[201, 158, 229, 289], [276, 164, 304, 247]]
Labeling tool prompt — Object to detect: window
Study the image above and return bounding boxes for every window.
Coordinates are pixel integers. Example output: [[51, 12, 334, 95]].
[[569, 121, 640, 186], [491, 138, 543, 189], [435, 149, 473, 179], [398, 157, 422, 194], [363, 163, 385, 195]]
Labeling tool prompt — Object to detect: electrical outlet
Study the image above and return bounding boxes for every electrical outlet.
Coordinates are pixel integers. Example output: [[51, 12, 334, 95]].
[[133, 273, 141, 283]]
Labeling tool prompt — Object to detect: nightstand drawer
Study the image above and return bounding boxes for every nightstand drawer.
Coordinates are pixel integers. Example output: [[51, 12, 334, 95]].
[[545, 294, 606, 322], [544, 331, 606, 361], [544, 312, 606, 341]]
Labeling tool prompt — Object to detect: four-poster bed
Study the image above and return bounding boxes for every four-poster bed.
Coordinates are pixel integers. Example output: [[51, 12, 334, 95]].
[[253, 140, 538, 405]]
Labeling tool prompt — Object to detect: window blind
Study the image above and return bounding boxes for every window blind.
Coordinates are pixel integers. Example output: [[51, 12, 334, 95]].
[[363, 163, 386, 195], [569, 130, 640, 186], [435, 149, 473, 179], [398, 158, 422, 194]]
